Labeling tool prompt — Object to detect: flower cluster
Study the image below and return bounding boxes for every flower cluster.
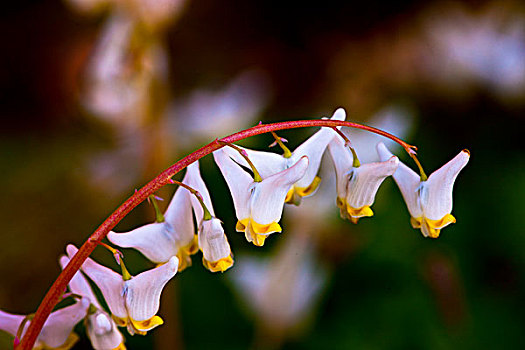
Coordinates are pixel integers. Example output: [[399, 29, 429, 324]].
[[3, 108, 470, 349]]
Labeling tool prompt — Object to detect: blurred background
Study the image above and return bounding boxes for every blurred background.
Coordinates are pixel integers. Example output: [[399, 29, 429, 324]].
[[1, 0, 525, 349]]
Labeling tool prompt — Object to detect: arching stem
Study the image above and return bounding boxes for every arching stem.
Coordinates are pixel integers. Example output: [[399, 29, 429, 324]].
[[17, 118, 415, 349]]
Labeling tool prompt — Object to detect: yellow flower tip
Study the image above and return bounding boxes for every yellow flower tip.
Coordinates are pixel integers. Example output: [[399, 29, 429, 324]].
[[176, 252, 192, 271], [130, 315, 164, 332], [412, 214, 456, 238], [112, 315, 128, 327], [462, 149, 470, 156], [251, 233, 267, 246], [251, 220, 282, 234], [237, 219, 281, 246], [294, 176, 322, 197], [410, 217, 422, 229], [186, 234, 200, 255], [203, 255, 234, 273], [113, 342, 127, 350], [336, 197, 345, 209], [285, 188, 294, 203], [346, 205, 374, 223]]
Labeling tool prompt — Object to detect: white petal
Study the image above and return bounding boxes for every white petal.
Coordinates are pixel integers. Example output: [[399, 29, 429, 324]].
[[86, 310, 124, 350], [39, 297, 90, 348], [199, 218, 231, 263], [108, 223, 177, 264], [66, 244, 128, 320], [163, 183, 196, 247], [377, 142, 422, 218], [422, 149, 470, 220], [290, 108, 345, 189], [213, 148, 253, 220], [125, 256, 178, 321], [328, 136, 354, 200], [345, 157, 399, 208], [184, 161, 215, 219], [59, 255, 102, 309], [0, 310, 25, 336], [251, 156, 308, 225], [221, 145, 286, 179]]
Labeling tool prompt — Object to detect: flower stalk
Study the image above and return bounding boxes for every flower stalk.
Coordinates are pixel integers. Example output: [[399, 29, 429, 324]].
[[17, 117, 415, 350]]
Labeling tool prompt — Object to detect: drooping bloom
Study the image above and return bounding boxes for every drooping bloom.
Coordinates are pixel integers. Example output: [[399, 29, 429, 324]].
[[107, 178, 197, 271], [230, 232, 327, 339], [59, 255, 125, 350], [0, 298, 89, 350], [213, 149, 308, 246], [66, 245, 178, 335], [328, 136, 399, 223], [184, 161, 233, 272], [377, 142, 470, 238], [222, 108, 346, 205]]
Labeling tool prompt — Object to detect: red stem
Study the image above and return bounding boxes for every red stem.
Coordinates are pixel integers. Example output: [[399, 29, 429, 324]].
[[17, 119, 413, 349]]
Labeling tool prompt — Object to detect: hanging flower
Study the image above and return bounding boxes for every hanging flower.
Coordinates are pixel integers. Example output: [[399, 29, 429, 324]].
[[0, 298, 89, 350], [328, 136, 399, 223], [213, 149, 308, 246], [59, 255, 125, 350], [221, 108, 346, 205], [184, 161, 234, 272], [107, 179, 197, 271], [377, 142, 470, 238], [66, 245, 178, 335]]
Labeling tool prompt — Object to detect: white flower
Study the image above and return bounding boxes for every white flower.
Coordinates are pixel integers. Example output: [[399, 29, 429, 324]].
[[66, 245, 178, 335], [0, 298, 89, 350], [221, 108, 346, 205], [107, 177, 197, 271], [328, 136, 399, 223], [184, 161, 234, 272], [377, 142, 470, 238], [213, 149, 308, 246], [230, 233, 327, 335], [59, 255, 125, 350]]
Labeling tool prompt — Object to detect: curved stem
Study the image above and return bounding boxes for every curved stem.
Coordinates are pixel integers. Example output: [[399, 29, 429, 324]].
[[17, 118, 414, 349]]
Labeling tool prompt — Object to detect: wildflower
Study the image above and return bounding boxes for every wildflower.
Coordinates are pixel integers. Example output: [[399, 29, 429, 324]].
[[328, 136, 399, 223], [66, 245, 178, 335], [184, 161, 234, 272], [222, 108, 346, 205], [377, 142, 470, 238], [213, 149, 308, 246], [0, 298, 89, 350], [230, 232, 327, 338], [59, 255, 125, 350], [107, 177, 197, 271]]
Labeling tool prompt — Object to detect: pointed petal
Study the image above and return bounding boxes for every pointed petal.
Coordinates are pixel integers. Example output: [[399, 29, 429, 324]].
[[108, 223, 177, 264], [66, 244, 128, 320], [0, 310, 25, 336], [184, 161, 215, 219], [221, 145, 286, 179], [199, 218, 233, 271], [377, 142, 422, 218], [422, 149, 470, 220], [328, 135, 354, 200], [251, 156, 308, 225], [86, 310, 124, 350], [163, 184, 196, 248], [290, 108, 345, 189], [39, 297, 90, 348], [59, 255, 102, 309], [213, 148, 253, 220], [345, 156, 399, 209], [125, 256, 178, 327]]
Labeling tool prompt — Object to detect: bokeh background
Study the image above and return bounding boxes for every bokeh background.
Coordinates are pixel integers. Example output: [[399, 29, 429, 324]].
[[1, 0, 525, 349]]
